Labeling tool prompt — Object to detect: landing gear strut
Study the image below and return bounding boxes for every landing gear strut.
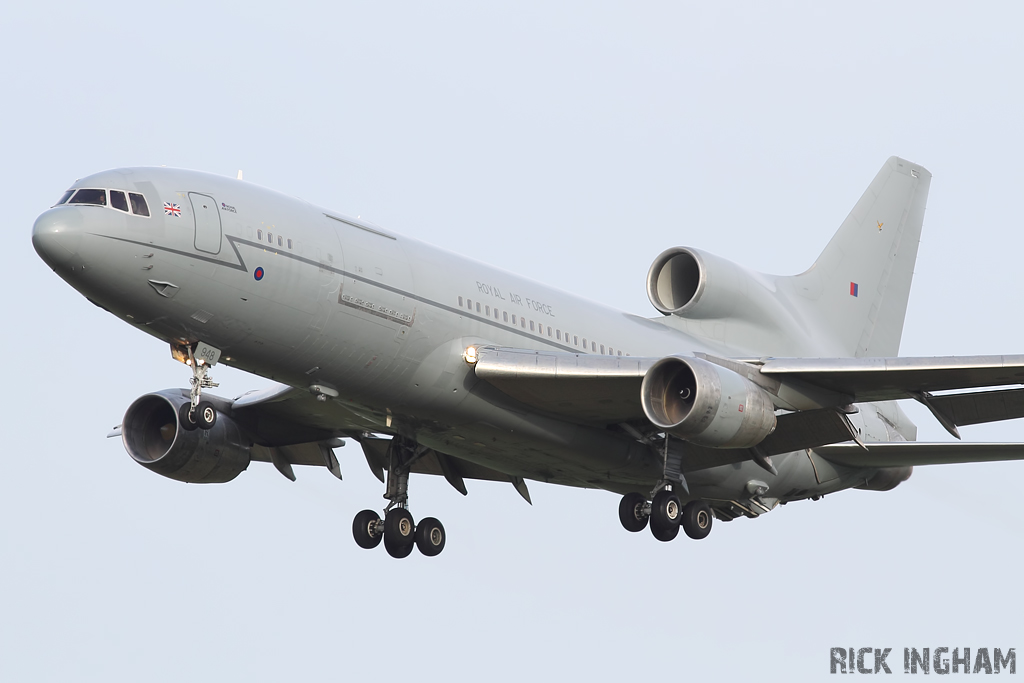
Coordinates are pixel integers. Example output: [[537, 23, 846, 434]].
[[351, 436, 447, 558], [177, 343, 220, 432]]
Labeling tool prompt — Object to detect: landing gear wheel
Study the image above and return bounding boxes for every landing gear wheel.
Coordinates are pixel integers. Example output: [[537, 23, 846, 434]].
[[681, 501, 713, 540], [650, 490, 681, 532], [352, 509, 383, 549], [195, 401, 217, 430], [178, 402, 199, 431], [651, 520, 680, 542], [618, 492, 649, 532], [415, 517, 446, 557], [383, 508, 416, 558]]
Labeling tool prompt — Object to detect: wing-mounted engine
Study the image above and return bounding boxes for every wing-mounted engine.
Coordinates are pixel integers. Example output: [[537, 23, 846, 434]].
[[641, 355, 777, 448], [121, 390, 251, 483], [646, 247, 792, 332]]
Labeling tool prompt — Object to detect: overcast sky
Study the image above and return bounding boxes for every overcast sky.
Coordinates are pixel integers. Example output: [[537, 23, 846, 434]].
[[3, 2, 1024, 681]]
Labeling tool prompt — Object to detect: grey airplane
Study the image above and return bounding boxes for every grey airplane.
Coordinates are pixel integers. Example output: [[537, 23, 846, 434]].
[[32, 157, 1024, 558]]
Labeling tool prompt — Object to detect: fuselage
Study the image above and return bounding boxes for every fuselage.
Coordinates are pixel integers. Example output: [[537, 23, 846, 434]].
[[32, 167, 914, 512]]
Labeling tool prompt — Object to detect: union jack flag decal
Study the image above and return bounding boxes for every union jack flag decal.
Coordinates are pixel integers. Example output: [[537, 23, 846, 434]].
[[164, 202, 181, 217]]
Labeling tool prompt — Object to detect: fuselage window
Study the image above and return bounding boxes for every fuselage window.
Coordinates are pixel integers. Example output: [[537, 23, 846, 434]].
[[521, 317, 526, 328], [592, 341, 597, 352], [617, 351, 622, 356], [128, 192, 149, 216], [512, 314, 517, 325], [609, 347, 613, 355], [574, 336, 579, 346], [556, 330, 561, 340], [503, 311, 509, 323], [458, 296, 464, 307], [278, 236, 283, 247], [54, 190, 74, 206], [287, 239, 293, 249], [109, 190, 129, 212], [547, 326, 552, 337], [476, 302, 481, 313], [485, 305, 490, 316], [258, 229, 264, 240], [494, 308, 500, 320], [529, 320, 535, 331], [600, 344, 605, 354], [582, 338, 587, 350], [467, 299, 473, 310], [69, 188, 106, 206], [268, 232, 274, 243]]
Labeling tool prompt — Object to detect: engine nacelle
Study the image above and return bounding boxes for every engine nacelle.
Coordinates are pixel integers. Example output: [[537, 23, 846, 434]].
[[641, 356, 777, 448], [121, 390, 251, 483], [646, 246, 792, 326]]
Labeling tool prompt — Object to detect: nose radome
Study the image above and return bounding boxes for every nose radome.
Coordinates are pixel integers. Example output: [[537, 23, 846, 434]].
[[32, 208, 84, 270]]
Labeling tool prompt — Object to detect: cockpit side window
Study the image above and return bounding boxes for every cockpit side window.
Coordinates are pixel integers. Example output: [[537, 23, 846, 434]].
[[128, 192, 150, 216], [109, 190, 129, 212], [68, 188, 107, 206], [53, 190, 74, 206]]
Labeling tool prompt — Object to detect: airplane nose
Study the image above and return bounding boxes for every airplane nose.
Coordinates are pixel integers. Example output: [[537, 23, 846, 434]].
[[32, 208, 83, 270]]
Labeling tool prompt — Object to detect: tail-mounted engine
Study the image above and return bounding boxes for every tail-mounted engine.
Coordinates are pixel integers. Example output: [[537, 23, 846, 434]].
[[641, 356, 777, 448], [121, 390, 251, 483]]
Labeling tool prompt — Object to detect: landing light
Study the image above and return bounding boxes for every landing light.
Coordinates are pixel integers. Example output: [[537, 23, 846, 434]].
[[463, 346, 479, 365]]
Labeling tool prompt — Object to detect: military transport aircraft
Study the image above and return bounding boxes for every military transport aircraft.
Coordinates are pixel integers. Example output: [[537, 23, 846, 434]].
[[32, 157, 1024, 558]]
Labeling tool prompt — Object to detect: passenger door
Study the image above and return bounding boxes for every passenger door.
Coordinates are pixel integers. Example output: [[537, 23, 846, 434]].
[[189, 192, 222, 254]]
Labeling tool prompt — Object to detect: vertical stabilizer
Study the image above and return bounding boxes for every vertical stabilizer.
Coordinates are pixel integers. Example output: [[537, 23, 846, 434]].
[[785, 157, 931, 357]]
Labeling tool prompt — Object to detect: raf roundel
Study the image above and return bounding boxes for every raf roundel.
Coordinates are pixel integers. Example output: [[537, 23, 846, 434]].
[[254, 266, 265, 281]]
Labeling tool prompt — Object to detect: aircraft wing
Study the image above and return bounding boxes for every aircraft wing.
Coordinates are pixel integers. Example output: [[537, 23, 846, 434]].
[[814, 442, 1024, 467], [228, 383, 527, 493], [472, 347, 655, 423], [471, 347, 1024, 440]]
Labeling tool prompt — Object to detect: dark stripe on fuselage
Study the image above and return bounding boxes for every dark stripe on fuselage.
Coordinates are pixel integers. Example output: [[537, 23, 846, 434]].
[[100, 233, 583, 353]]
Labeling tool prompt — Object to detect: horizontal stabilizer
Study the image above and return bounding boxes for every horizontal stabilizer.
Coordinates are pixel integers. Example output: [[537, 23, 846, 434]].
[[759, 354, 1024, 403], [815, 442, 1024, 468]]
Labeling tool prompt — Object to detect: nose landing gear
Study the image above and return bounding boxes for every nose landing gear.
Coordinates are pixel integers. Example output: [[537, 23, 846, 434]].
[[351, 437, 448, 558], [174, 342, 221, 432]]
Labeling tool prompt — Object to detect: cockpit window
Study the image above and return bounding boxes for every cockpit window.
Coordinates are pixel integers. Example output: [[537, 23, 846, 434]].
[[68, 188, 107, 206], [109, 190, 129, 212], [128, 192, 149, 216], [53, 190, 74, 206]]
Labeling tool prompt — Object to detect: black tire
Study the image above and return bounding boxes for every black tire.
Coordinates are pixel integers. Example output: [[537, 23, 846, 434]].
[[650, 490, 681, 531], [384, 533, 414, 558], [178, 402, 199, 431], [650, 520, 679, 542], [681, 501, 714, 540], [195, 400, 217, 430], [352, 509, 383, 549], [618, 492, 649, 532], [384, 508, 415, 549], [415, 517, 446, 557]]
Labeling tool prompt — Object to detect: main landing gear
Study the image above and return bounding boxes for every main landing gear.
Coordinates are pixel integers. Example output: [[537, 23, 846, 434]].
[[352, 437, 447, 558], [618, 489, 713, 542], [177, 343, 220, 432]]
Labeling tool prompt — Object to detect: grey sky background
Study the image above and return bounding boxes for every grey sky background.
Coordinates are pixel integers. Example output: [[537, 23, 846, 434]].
[[3, 2, 1023, 681]]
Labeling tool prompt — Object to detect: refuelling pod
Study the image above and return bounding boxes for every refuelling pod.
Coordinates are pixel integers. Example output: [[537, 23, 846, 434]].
[[122, 391, 251, 483], [641, 356, 777, 449], [855, 466, 913, 491]]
